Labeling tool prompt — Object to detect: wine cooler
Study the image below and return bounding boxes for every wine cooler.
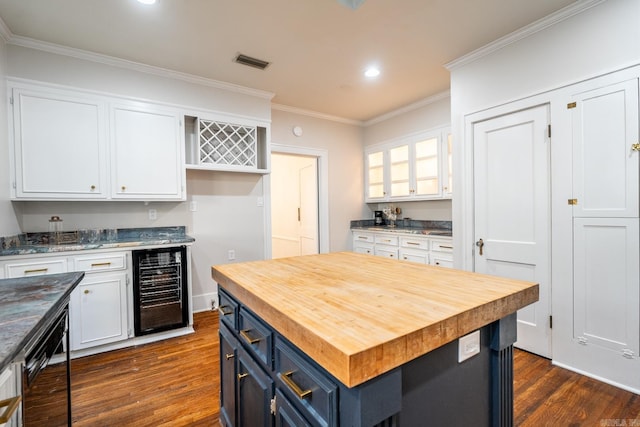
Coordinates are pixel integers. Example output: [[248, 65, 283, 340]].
[[132, 246, 188, 336]]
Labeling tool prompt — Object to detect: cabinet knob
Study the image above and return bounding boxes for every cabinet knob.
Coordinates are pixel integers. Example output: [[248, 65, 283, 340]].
[[84, 289, 90, 294], [121, 185, 126, 191], [90, 185, 96, 191]]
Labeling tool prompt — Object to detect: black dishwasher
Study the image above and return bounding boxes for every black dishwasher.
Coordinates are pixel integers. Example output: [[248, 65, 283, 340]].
[[132, 246, 188, 336], [22, 304, 71, 426]]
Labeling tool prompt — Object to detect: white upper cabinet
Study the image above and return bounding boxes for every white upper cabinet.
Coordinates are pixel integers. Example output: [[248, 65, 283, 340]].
[[111, 102, 185, 200], [570, 78, 638, 218], [365, 150, 386, 201], [184, 114, 270, 173], [364, 127, 451, 202], [10, 86, 109, 199], [8, 80, 186, 201]]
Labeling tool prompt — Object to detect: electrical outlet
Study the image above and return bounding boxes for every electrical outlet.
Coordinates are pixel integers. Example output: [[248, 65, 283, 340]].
[[458, 330, 480, 363], [189, 201, 197, 212], [148, 209, 157, 220], [228, 249, 236, 260]]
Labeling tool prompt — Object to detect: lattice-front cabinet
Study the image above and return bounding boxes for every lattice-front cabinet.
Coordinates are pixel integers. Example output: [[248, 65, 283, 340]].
[[185, 115, 269, 173]]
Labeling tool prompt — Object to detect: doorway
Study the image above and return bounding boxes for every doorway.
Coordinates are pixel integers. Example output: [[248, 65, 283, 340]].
[[270, 152, 319, 258]]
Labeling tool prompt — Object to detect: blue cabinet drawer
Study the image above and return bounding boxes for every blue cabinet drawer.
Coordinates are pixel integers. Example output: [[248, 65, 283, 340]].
[[238, 307, 273, 369], [218, 287, 238, 331], [275, 337, 337, 427]]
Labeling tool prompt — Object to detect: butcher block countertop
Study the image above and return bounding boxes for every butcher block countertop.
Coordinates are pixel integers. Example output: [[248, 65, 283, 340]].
[[211, 252, 539, 388]]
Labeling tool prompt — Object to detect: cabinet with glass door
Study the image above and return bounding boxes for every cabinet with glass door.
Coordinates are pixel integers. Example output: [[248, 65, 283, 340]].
[[364, 127, 451, 202]]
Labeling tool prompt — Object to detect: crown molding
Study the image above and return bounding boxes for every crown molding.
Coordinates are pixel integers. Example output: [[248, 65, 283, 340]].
[[445, 0, 607, 71], [271, 103, 363, 126], [7, 35, 275, 100], [364, 90, 450, 126], [0, 16, 11, 42]]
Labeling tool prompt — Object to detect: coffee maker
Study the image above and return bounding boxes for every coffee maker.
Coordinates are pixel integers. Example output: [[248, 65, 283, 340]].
[[374, 210, 384, 226]]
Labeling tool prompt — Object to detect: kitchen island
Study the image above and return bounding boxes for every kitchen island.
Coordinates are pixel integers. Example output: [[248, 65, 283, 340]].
[[212, 252, 538, 426]]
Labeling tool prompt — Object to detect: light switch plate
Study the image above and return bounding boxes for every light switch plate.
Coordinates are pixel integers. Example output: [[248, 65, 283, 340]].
[[458, 330, 480, 363]]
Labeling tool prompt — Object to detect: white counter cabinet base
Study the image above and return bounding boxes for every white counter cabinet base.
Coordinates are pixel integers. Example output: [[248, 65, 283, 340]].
[[352, 229, 453, 267]]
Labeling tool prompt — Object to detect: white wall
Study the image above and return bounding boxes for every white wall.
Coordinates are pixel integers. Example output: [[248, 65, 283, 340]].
[[270, 109, 363, 252], [3, 44, 272, 311], [449, 0, 640, 269], [362, 94, 453, 221]]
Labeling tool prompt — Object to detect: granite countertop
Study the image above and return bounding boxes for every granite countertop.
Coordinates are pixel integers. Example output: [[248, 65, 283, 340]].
[[0, 226, 195, 257], [0, 272, 84, 373], [350, 219, 452, 237]]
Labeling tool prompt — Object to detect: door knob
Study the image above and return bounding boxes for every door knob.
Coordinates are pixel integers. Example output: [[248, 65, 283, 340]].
[[476, 238, 484, 256]]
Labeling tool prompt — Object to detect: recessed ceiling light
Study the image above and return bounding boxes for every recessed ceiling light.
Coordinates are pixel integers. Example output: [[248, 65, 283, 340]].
[[364, 67, 380, 78], [137, 0, 156, 4]]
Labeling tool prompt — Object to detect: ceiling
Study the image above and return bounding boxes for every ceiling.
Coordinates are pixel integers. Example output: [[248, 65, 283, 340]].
[[0, 0, 577, 122]]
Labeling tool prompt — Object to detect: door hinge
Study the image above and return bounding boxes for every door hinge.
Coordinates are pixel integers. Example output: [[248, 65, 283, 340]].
[[567, 102, 577, 109], [577, 336, 588, 345], [568, 199, 578, 205], [270, 396, 277, 415], [8, 96, 13, 105], [622, 349, 635, 359], [549, 315, 552, 329], [547, 124, 551, 139], [126, 276, 130, 286]]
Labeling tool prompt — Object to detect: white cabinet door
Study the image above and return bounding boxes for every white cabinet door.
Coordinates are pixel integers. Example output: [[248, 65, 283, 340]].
[[70, 271, 129, 350], [570, 79, 639, 217], [365, 149, 387, 202], [11, 87, 108, 199], [0, 363, 21, 427], [111, 103, 185, 200]]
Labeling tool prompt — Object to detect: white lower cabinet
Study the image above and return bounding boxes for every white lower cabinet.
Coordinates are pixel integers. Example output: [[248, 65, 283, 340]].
[[352, 230, 453, 267], [374, 234, 398, 260], [0, 363, 21, 427], [0, 251, 131, 353], [69, 252, 129, 351], [352, 231, 374, 255]]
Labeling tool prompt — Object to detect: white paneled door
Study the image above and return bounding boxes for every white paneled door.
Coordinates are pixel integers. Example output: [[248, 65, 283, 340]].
[[556, 77, 640, 391], [473, 104, 551, 357]]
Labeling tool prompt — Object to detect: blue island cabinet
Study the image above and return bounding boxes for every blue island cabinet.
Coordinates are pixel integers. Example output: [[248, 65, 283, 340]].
[[217, 285, 517, 427]]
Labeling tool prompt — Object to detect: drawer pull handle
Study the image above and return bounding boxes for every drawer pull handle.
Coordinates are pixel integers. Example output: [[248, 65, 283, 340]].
[[225, 353, 235, 360], [240, 329, 262, 345], [439, 245, 453, 249], [381, 239, 391, 242], [24, 268, 48, 274], [237, 373, 249, 381], [358, 236, 368, 240], [90, 262, 112, 267], [0, 396, 21, 424], [218, 305, 233, 316], [406, 242, 420, 246], [281, 371, 312, 400]]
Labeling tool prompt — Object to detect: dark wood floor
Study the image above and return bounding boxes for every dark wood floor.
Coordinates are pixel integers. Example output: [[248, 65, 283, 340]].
[[70, 310, 640, 426]]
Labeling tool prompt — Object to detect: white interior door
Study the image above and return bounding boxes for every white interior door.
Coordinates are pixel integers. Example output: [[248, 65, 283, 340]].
[[271, 153, 319, 259], [473, 104, 551, 357], [299, 163, 319, 255]]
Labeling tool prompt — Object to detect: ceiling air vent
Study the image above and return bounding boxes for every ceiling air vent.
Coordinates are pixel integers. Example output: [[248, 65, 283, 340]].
[[235, 54, 270, 70]]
